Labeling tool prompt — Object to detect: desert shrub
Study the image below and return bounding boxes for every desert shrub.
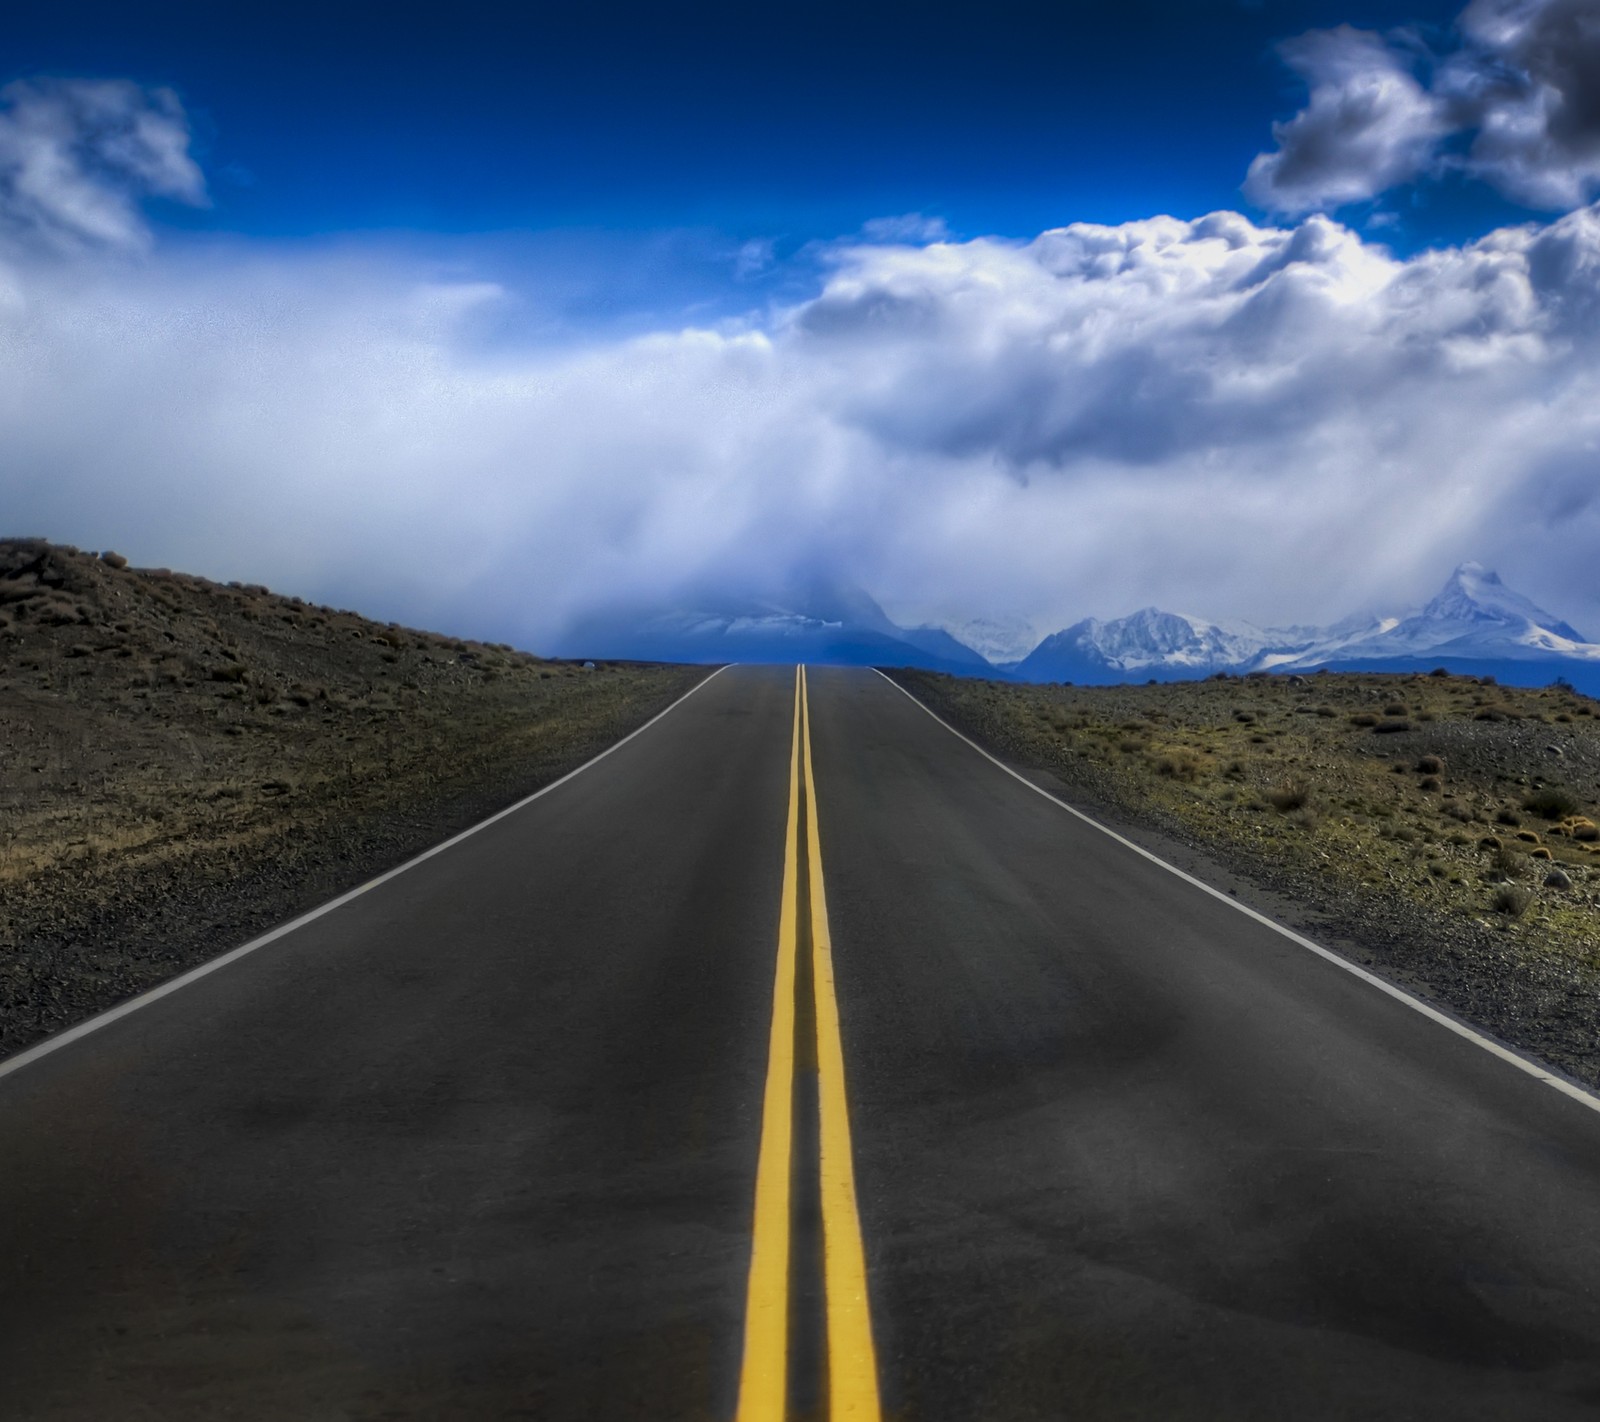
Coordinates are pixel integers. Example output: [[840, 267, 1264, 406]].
[[1416, 755, 1446, 775], [1427, 860, 1450, 878], [1383, 702, 1409, 716], [1492, 846, 1528, 880], [1479, 835, 1503, 850], [1523, 786, 1581, 820], [1418, 776, 1441, 792], [1531, 847, 1553, 860], [1373, 719, 1412, 734], [1515, 830, 1541, 844], [1316, 705, 1338, 717], [1429, 666, 1451, 677], [99, 550, 127, 569], [1288, 806, 1320, 832], [1154, 750, 1205, 782], [1572, 819, 1600, 842], [210, 662, 247, 683], [1265, 782, 1311, 812], [1349, 713, 1379, 727], [1492, 883, 1532, 917], [1496, 807, 1522, 827]]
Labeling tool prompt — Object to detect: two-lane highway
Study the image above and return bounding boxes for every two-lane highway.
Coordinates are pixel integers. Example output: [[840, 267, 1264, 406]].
[[6, 665, 1600, 1418]]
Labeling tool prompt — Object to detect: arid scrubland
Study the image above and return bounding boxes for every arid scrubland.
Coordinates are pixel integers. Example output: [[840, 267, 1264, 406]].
[[0, 539, 704, 1055], [891, 666, 1600, 1086]]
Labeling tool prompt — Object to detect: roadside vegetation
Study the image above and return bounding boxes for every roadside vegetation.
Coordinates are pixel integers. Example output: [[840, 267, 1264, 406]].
[[0, 538, 704, 1056], [889, 665, 1600, 1086]]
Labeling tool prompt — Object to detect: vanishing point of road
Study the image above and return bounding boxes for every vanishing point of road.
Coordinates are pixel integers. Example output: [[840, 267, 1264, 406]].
[[5, 665, 1600, 1419]]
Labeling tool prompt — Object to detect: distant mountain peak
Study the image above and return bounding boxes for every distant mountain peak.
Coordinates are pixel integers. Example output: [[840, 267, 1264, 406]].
[[1419, 563, 1585, 643]]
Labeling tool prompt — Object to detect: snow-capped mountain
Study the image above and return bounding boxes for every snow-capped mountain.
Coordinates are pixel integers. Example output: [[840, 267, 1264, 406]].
[[938, 614, 1040, 666], [1289, 562, 1595, 665], [1014, 565, 1600, 688], [1016, 608, 1284, 681]]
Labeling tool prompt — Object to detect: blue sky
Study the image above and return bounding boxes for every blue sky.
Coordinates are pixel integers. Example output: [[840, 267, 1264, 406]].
[[3, 0, 1600, 655], [7, 2, 1508, 250]]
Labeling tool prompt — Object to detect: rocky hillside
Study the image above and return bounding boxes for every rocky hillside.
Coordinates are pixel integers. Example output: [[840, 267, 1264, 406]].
[[0, 539, 704, 1056]]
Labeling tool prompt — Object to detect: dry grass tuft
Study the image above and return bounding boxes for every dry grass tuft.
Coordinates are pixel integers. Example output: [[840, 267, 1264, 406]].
[[1266, 782, 1311, 812]]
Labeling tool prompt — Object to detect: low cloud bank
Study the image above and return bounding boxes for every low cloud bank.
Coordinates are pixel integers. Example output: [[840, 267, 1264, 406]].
[[3, 77, 1600, 650]]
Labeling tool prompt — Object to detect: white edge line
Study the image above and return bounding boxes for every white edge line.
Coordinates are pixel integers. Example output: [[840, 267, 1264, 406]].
[[872, 668, 1600, 1116], [0, 664, 731, 1085]]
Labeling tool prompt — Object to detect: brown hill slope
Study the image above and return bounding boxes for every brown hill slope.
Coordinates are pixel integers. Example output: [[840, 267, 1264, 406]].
[[0, 539, 704, 1056], [890, 666, 1600, 1087]]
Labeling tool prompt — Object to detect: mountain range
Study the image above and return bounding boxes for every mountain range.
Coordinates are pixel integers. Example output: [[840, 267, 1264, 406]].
[[560, 564, 1600, 696]]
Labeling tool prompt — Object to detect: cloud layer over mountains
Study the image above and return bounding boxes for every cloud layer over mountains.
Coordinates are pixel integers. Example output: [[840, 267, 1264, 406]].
[[3, 61, 1600, 651]]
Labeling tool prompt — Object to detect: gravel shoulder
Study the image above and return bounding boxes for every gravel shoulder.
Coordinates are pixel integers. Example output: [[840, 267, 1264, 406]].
[[886, 666, 1600, 1089], [0, 539, 709, 1058]]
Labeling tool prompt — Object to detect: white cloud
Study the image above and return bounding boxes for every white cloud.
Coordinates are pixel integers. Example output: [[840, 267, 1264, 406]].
[[857, 213, 951, 244], [1244, 27, 1446, 213], [6, 73, 1600, 649], [1455, 0, 1600, 208], [0, 79, 206, 250], [1249, 0, 1600, 214]]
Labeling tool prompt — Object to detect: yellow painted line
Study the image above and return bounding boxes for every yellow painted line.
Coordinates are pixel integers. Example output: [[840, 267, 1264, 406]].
[[735, 666, 803, 1422], [801, 666, 883, 1421]]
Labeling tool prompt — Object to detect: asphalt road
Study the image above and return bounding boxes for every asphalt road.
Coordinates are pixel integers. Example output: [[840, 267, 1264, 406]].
[[6, 664, 1600, 1419]]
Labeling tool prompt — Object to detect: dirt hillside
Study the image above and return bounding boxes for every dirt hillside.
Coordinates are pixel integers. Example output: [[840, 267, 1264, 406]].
[[0, 538, 704, 1056]]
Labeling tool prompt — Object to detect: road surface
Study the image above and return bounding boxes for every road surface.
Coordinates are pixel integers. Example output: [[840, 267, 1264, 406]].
[[5, 663, 1600, 1419]]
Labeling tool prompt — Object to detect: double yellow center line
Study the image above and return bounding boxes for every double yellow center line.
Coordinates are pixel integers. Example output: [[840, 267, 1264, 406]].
[[736, 666, 882, 1421]]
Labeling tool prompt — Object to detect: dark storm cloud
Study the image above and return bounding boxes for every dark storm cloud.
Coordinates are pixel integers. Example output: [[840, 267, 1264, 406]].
[[1249, 0, 1600, 212]]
